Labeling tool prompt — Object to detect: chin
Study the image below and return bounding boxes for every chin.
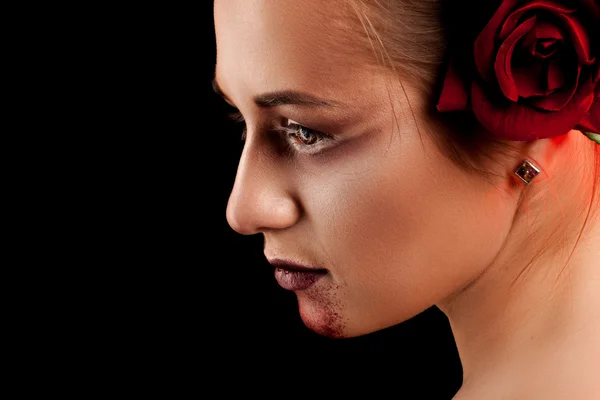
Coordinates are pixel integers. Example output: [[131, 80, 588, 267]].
[[297, 294, 418, 339], [297, 293, 348, 339]]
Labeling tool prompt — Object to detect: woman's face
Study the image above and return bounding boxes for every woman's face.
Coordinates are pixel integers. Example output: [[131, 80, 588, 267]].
[[216, 0, 518, 338]]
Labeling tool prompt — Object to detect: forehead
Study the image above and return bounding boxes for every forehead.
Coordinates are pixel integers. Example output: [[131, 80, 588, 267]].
[[213, 0, 376, 100]]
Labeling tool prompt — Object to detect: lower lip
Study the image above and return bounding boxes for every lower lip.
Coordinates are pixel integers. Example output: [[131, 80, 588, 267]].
[[274, 268, 326, 291]]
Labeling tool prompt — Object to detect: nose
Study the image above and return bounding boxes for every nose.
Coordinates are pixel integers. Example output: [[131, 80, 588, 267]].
[[226, 136, 300, 235]]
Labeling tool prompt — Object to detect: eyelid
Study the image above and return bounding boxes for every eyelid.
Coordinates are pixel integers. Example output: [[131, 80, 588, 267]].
[[286, 120, 334, 142]]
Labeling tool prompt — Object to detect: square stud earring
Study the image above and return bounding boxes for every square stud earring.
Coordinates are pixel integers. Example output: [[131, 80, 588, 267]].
[[514, 160, 540, 184]]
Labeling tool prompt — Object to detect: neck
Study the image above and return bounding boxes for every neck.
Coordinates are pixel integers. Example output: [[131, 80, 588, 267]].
[[439, 135, 600, 395]]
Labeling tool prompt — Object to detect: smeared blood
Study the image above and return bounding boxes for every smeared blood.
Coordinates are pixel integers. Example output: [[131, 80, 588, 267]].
[[299, 283, 346, 338]]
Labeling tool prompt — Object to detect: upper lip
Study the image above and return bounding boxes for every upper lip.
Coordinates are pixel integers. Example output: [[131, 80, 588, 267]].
[[267, 258, 327, 273]]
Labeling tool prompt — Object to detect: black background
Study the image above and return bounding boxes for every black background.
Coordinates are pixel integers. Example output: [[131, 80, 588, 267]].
[[70, 2, 464, 397]]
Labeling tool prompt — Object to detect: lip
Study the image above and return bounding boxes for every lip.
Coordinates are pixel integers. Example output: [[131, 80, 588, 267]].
[[268, 258, 327, 291]]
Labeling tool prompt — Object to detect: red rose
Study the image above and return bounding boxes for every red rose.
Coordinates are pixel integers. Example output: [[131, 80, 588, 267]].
[[437, 0, 600, 141]]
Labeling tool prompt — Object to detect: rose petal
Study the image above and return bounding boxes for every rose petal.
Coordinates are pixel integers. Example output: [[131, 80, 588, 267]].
[[475, 0, 521, 81], [471, 76, 596, 141], [530, 63, 580, 111], [547, 58, 566, 91], [576, 94, 600, 133], [495, 16, 537, 102], [557, 13, 595, 65], [536, 39, 560, 58], [499, 0, 575, 40], [513, 62, 546, 98], [534, 22, 563, 41], [520, 22, 563, 58], [436, 58, 470, 111]]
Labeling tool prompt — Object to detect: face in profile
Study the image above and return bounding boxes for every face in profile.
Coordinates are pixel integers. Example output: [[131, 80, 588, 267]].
[[215, 0, 519, 338]]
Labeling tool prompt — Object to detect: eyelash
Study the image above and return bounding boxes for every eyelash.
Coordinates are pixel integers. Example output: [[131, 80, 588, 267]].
[[227, 111, 333, 155]]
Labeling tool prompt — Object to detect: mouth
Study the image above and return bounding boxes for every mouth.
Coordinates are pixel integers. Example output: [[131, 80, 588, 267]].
[[268, 258, 328, 291]]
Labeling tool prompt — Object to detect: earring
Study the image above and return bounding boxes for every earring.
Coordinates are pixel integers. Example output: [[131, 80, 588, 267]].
[[514, 160, 540, 184]]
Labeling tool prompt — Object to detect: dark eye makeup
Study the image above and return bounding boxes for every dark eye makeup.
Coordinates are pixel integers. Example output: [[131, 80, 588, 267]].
[[226, 110, 334, 155]]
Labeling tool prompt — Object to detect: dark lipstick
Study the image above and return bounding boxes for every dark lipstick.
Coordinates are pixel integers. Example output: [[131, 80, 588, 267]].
[[268, 259, 327, 291]]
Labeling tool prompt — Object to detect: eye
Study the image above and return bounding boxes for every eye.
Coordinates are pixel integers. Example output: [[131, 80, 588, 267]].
[[280, 120, 333, 153], [225, 112, 333, 155], [287, 123, 320, 145]]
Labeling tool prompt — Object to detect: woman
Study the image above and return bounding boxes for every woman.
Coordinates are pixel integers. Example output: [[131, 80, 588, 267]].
[[214, 0, 599, 397]]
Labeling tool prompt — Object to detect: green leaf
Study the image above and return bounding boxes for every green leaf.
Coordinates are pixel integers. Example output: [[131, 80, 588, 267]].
[[582, 131, 600, 145]]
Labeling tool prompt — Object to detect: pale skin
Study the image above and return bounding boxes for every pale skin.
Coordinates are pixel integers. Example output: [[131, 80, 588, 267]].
[[215, 0, 600, 398]]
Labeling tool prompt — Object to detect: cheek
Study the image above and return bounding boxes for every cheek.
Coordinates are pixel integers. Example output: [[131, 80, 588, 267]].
[[303, 137, 515, 326]]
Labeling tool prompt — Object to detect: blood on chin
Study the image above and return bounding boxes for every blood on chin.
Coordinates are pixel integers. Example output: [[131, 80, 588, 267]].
[[296, 291, 347, 339]]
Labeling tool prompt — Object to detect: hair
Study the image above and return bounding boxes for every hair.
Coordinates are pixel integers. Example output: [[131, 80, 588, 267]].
[[343, 0, 600, 282]]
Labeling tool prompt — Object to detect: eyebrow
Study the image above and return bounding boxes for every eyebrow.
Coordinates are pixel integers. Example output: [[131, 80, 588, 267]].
[[212, 78, 339, 108]]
